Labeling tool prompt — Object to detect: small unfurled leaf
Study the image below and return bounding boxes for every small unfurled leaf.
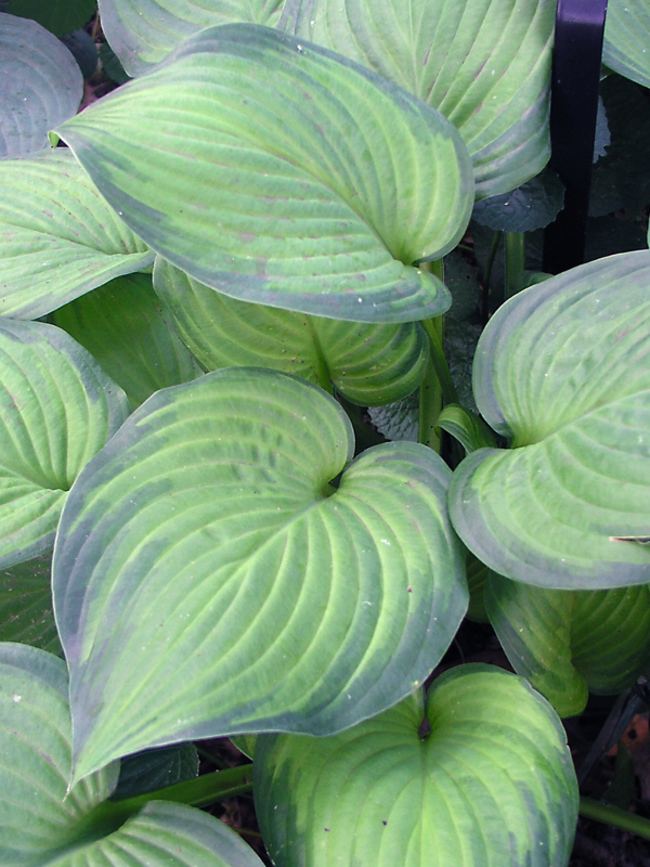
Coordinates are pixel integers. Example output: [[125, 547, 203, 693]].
[[53, 368, 467, 783], [254, 665, 578, 867], [449, 251, 650, 589], [0, 318, 129, 568], [0, 13, 83, 158], [0, 149, 154, 319], [56, 24, 473, 324]]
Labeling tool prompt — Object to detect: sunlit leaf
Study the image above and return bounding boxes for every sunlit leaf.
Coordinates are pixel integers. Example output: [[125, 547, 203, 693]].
[[53, 368, 467, 783], [255, 665, 578, 867], [56, 24, 473, 324]]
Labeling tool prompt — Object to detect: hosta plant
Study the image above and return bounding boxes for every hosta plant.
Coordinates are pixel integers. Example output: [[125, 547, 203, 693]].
[[1, 0, 650, 865]]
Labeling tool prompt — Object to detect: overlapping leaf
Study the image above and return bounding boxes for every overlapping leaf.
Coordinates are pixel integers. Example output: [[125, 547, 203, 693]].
[[254, 665, 578, 867], [154, 258, 427, 404], [0, 149, 154, 319], [285, 0, 555, 198], [0, 319, 129, 569], [0, 554, 60, 653], [603, 0, 650, 89], [0, 14, 82, 158], [0, 643, 266, 867], [99, 0, 288, 75], [56, 24, 473, 324], [53, 272, 202, 409], [449, 251, 650, 589], [53, 368, 467, 783], [486, 575, 650, 718]]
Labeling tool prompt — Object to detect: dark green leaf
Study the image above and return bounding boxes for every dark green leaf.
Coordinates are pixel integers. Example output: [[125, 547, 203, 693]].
[[6, 0, 95, 37], [472, 169, 564, 233]]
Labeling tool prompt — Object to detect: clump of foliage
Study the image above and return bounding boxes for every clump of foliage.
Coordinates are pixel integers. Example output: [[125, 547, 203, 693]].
[[0, 1, 649, 865]]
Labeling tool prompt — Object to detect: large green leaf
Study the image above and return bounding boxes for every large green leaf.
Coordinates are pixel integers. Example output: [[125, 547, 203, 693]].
[[0, 319, 129, 569], [254, 664, 578, 867], [485, 575, 650, 718], [6, 0, 96, 37], [53, 368, 467, 783], [53, 272, 202, 410], [0, 643, 266, 867], [154, 258, 427, 404], [0, 14, 82, 158], [99, 0, 288, 75], [0, 149, 154, 319], [285, 0, 555, 198], [448, 251, 650, 589], [56, 24, 473, 324], [603, 0, 650, 90], [0, 554, 60, 654]]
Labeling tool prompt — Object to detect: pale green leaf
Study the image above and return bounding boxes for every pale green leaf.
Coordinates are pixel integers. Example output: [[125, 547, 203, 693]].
[[0, 149, 154, 319], [254, 665, 578, 867], [603, 0, 650, 89], [0, 319, 129, 569], [0, 14, 82, 158], [53, 272, 202, 410], [287, 0, 555, 198], [99, 0, 288, 75], [486, 574, 650, 717], [53, 368, 467, 783], [56, 24, 473, 324], [154, 258, 428, 404], [449, 251, 650, 589]]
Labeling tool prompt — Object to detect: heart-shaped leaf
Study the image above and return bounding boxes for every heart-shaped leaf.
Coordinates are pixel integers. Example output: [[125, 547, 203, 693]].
[[0, 14, 82, 158], [0, 149, 154, 319], [53, 367, 467, 783], [254, 664, 578, 867], [448, 251, 650, 589], [286, 0, 555, 198], [0, 318, 129, 569], [485, 574, 650, 718], [0, 554, 60, 654], [603, 0, 650, 89], [56, 24, 473, 324], [99, 0, 288, 75], [154, 258, 427, 405], [0, 643, 267, 867], [53, 272, 202, 410]]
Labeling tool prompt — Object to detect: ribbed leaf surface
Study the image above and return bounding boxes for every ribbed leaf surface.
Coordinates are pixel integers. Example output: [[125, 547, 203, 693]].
[[486, 574, 650, 717], [449, 252, 650, 588], [0, 644, 265, 867], [286, 0, 555, 198], [254, 664, 578, 867], [0, 555, 60, 654], [0, 149, 154, 319], [603, 0, 650, 89], [0, 644, 118, 864], [154, 258, 427, 404], [53, 368, 467, 783], [0, 319, 129, 569], [53, 273, 202, 410], [56, 24, 473, 323], [0, 14, 82, 158], [99, 0, 287, 75]]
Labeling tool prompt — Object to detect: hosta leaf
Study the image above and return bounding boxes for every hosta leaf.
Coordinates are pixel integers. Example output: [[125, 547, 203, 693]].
[[286, 0, 555, 198], [254, 664, 578, 867], [0, 319, 129, 569], [53, 272, 202, 410], [603, 0, 650, 89], [113, 743, 199, 799], [0, 149, 154, 319], [53, 368, 467, 783], [56, 24, 473, 324], [154, 258, 428, 405], [0, 14, 82, 158], [0, 643, 265, 867], [6, 0, 96, 38], [448, 251, 650, 589], [99, 0, 288, 75], [0, 643, 119, 863], [0, 554, 60, 654], [485, 574, 650, 718], [471, 168, 564, 233]]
